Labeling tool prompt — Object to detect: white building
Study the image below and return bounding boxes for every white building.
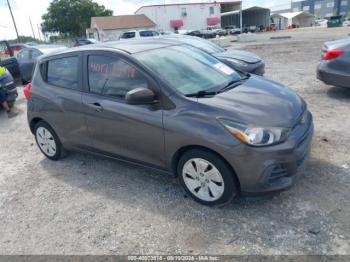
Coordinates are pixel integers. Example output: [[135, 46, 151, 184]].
[[87, 14, 156, 42], [135, 1, 242, 32], [271, 11, 315, 29]]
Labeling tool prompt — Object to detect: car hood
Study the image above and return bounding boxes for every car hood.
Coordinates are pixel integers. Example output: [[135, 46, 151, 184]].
[[214, 49, 261, 64], [198, 76, 306, 128]]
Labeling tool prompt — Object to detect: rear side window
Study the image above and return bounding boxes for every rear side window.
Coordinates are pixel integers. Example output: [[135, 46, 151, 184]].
[[139, 31, 158, 37], [121, 32, 135, 39], [47, 56, 79, 89], [88, 55, 148, 99]]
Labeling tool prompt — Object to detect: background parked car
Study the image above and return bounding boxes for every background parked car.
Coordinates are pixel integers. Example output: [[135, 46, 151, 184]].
[[0, 40, 20, 84], [185, 30, 216, 39], [119, 30, 160, 40], [317, 37, 350, 88], [243, 25, 257, 33], [74, 38, 99, 47], [162, 35, 265, 75], [207, 26, 227, 36], [343, 18, 350, 27], [225, 25, 241, 35], [315, 19, 328, 27], [17, 45, 66, 83]]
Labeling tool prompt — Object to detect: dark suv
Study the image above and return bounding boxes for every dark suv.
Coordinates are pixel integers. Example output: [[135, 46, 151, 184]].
[[27, 40, 313, 206]]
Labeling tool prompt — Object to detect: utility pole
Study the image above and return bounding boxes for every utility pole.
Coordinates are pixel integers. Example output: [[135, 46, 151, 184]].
[[29, 17, 36, 39], [240, 2, 243, 33], [6, 0, 20, 42], [37, 24, 42, 41]]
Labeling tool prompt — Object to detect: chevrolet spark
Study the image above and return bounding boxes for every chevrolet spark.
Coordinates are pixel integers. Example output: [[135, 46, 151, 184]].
[[27, 40, 313, 206]]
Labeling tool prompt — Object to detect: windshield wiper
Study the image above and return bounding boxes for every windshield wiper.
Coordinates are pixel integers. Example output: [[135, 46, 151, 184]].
[[218, 74, 251, 94], [185, 90, 218, 98]]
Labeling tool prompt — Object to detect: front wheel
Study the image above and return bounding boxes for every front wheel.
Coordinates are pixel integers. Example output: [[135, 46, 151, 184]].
[[34, 121, 65, 161], [178, 149, 238, 206]]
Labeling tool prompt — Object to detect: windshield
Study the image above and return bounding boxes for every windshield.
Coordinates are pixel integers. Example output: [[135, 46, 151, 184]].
[[179, 37, 225, 54], [134, 45, 241, 95]]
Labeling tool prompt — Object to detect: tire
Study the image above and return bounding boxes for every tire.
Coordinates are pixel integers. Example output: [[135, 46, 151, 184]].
[[34, 121, 66, 161], [178, 149, 238, 206]]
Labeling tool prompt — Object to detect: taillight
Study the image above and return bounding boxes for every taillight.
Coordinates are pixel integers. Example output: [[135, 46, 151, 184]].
[[323, 49, 345, 60], [24, 83, 32, 100]]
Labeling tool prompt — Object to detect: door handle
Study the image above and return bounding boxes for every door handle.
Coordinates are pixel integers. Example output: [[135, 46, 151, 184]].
[[87, 102, 103, 112]]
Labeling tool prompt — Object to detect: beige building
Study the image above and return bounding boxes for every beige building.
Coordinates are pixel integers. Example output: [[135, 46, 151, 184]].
[[87, 14, 156, 42]]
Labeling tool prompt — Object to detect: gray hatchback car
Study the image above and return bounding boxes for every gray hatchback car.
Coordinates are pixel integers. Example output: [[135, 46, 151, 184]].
[[27, 40, 313, 206], [317, 37, 350, 88]]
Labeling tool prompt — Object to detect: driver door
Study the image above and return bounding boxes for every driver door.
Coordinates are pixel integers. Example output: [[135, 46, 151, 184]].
[[81, 51, 165, 168]]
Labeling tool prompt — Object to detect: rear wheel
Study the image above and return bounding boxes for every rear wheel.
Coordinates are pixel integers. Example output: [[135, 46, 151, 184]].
[[178, 149, 238, 206], [34, 121, 65, 161]]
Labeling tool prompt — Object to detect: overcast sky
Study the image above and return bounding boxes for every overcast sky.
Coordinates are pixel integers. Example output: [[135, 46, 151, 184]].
[[0, 0, 290, 40]]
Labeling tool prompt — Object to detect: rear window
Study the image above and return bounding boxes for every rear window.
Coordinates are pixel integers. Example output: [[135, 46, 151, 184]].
[[47, 56, 79, 89], [121, 32, 136, 39]]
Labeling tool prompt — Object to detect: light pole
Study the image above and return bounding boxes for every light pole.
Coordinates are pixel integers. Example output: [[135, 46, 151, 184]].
[[6, 0, 20, 42]]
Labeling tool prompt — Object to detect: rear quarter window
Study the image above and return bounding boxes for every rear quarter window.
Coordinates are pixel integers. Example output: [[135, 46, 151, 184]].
[[46, 56, 79, 89]]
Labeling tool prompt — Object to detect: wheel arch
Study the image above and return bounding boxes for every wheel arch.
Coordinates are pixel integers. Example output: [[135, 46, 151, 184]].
[[170, 145, 241, 191], [30, 117, 45, 134]]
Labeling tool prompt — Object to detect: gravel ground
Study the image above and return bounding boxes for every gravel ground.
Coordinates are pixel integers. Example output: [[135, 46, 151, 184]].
[[0, 27, 349, 255]]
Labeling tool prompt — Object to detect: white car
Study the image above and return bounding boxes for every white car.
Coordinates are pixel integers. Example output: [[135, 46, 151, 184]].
[[315, 19, 328, 27], [119, 30, 160, 40], [343, 19, 350, 27]]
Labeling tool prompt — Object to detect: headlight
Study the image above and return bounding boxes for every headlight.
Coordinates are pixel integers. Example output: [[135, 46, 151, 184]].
[[218, 119, 290, 146], [225, 58, 248, 67]]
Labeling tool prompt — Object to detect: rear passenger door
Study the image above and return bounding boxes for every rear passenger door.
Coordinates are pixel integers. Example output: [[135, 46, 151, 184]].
[[81, 51, 165, 168], [39, 53, 90, 148]]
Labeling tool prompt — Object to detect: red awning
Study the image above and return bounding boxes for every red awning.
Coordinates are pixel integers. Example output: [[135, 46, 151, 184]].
[[170, 19, 184, 28], [207, 17, 221, 26]]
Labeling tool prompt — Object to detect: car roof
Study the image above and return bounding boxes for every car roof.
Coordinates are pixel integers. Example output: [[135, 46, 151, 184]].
[[17, 45, 67, 55], [39, 39, 180, 59]]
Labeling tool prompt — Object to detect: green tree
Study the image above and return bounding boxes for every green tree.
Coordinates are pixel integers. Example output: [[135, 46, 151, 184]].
[[41, 0, 113, 37]]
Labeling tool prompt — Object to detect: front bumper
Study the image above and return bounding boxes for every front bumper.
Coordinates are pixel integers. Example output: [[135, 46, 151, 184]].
[[224, 111, 314, 195], [317, 62, 350, 88]]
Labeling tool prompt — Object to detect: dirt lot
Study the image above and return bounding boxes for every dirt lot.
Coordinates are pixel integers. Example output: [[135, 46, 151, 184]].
[[0, 27, 349, 255]]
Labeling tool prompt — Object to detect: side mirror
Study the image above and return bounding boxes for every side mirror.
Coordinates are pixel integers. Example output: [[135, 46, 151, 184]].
[[125, 87, 157, 105]]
